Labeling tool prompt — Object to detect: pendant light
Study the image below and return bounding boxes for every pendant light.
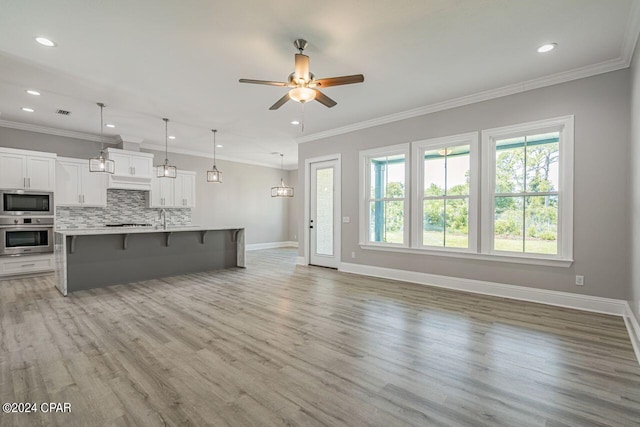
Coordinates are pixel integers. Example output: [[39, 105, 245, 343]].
[[271, 154, 294, 197], [89, 102, 115, 173], [206, 129, 222, 183], [156, 118, 177, 178]]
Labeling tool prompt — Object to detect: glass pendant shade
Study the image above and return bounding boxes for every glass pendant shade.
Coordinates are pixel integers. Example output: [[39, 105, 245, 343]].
[[207, 165, 222, 183], [207, 129, 222, 183], [271, 179, 294, 197], [289, 86, 316, 103], [89, 151, 115, 173], [89, 102, 115, 174], [156, 118, 177, 178], [157, 161, 177, 178], [271, 153, 294, 197]]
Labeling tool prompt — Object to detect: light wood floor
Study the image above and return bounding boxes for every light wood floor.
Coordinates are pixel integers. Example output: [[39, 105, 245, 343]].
[[1, 249, 639, 426]]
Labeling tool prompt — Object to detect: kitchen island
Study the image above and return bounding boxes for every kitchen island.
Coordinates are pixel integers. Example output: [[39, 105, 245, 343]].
[[54, 226, 245, 296]]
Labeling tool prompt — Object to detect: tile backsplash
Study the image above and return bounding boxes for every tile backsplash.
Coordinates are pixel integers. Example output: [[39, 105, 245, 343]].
[[56, 190, 192, 229]]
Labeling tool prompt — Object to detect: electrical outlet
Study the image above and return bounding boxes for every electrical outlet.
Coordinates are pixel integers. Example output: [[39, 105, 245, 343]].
[[575, 275, 584, 286], [351, 251, 356, 259], [343, 216, 351, 223]]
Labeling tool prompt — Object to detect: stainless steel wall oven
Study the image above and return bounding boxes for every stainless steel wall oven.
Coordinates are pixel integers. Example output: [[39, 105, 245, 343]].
[[0, 217, 54, 256]]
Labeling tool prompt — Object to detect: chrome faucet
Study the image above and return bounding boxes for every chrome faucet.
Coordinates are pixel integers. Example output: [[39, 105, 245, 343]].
[[159, 208, 167, 230]]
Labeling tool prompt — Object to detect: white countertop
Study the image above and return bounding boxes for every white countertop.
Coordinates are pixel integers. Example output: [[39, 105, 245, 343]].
[[55, 226, 244, 236]]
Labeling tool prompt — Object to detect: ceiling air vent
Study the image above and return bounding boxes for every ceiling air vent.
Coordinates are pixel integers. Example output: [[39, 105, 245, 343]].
[[56, 109, 71, 116]]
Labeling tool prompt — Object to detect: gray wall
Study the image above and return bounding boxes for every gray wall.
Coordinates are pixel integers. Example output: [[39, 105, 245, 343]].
[[298, 69, 630, 300], [631, 49, 640, 317], [287, 169, 299, 242], [0, 127, 293, 245]]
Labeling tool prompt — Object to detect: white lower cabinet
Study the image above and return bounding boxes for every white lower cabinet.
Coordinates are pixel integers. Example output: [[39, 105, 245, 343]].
[[56, 157, 107, 207], [0, 254, 54, 277], [148, 171, 196, 208]]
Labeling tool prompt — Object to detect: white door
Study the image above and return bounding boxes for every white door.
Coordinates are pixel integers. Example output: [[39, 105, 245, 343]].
[[0, 153, 27, 189], [130, 155, 152, 178], [80, 164, 107, 207], [309, 159, 340, 268], [55, 161, 82, 205], [26, 156, 55, 191], [109, 152, 132, 176]]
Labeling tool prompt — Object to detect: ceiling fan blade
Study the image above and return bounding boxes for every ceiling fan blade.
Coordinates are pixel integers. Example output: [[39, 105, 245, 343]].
[[314, 74, 364, 88], [314, 90, 337, 108], [269, 93, 291, 110], [239, 79, 288, 87], [294, 54, 310, 81]]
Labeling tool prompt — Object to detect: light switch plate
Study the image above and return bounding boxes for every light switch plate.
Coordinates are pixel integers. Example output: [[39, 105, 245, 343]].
[[342, 216, 350, 223]]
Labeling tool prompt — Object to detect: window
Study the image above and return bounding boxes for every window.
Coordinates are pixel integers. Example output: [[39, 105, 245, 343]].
[[412, 133, 479, 251], [358, 116, 573, 266], [360, 144, 410, 246], [481, 116, 573, 261]]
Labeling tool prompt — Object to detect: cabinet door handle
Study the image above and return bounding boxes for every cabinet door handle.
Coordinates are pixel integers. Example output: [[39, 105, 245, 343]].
[[21, 263, 36, 267], [82, 195, 85, 203], [78, 194, 82, 203], [28, 177, 31, 188]]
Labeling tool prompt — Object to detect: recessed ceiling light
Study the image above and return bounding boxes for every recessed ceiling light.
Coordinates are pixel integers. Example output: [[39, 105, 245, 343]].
[[537, 43, 557, 53], [105, 123, 115, 128], [35, 37, 56, 47], [168, 135, 176, 140], [21, 107, 35, 113], [26, 89, 41, 96], [291, 120, 300, 125], [216, 144, 223, 148]]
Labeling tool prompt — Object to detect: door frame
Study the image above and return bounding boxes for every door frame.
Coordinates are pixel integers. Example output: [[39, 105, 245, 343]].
[[303, 154, 341, 267]]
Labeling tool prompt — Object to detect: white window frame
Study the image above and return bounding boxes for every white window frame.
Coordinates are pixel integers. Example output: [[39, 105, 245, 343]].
[[411, 132, 479, 253], [359, 143, 411, 248], [480, 116, 574, 262]]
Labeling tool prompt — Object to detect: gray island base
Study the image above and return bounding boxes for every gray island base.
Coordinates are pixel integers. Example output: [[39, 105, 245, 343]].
[[54, 227, 245, 296]]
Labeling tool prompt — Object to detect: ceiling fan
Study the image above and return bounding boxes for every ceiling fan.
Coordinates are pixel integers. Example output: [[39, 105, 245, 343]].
[[239, 39, 364, 110]]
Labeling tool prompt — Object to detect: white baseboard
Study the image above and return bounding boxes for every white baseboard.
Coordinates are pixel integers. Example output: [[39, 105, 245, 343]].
[[624, 302, 640, 364], [296, 256, 306, 266], [246, 241, 298, 251], [339, 262, 628, 316]]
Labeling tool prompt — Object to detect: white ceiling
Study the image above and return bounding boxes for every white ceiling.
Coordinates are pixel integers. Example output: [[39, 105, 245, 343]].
[[0, 0, 638, 168]]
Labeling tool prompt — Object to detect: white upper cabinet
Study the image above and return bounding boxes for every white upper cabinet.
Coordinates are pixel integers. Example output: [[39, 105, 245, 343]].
[[175, 171, 196, 208], [56, 157, 107, 207], [105, 148, 154, 190], [0, 148, 56, 191], [148, 170, 196, 208]]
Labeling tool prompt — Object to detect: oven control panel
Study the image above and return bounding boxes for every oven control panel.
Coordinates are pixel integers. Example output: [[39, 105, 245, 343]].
[[0, 217, 55, 226]]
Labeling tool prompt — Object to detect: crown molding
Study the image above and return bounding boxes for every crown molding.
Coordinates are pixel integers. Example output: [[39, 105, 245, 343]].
[[297, 56, 629, 144], [621, 0, 640, 64], [140, 143, 297, 170], [0, 119, 116, 143], [0, 119, 296, 170]]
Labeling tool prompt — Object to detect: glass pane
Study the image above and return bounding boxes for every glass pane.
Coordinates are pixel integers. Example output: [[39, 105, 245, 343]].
[[495, 137, 525, 194], [525, 195, 558, 254], [446, 145, 470, 195], [423, 199, 444, 246], [525, 132, 560, 193], [370, 154, 405, 199], [369, 200, 404, 244], [423, 150, 445, 196], [4, 194, 51, 212], [315, 168, 334, 256], [494, 196, 524, 252], [6, 230, 48, 247], [445, 198, 468, 248]]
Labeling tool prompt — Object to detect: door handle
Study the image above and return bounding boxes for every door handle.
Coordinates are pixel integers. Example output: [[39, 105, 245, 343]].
[[28, 177, 31, 188]]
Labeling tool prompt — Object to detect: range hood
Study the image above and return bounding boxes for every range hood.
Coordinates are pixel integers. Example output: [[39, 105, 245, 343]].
[[105, 147, 154, 191]]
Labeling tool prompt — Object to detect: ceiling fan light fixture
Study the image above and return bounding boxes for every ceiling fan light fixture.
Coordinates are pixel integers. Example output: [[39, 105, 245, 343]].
[[288, 87, 316, 103]]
